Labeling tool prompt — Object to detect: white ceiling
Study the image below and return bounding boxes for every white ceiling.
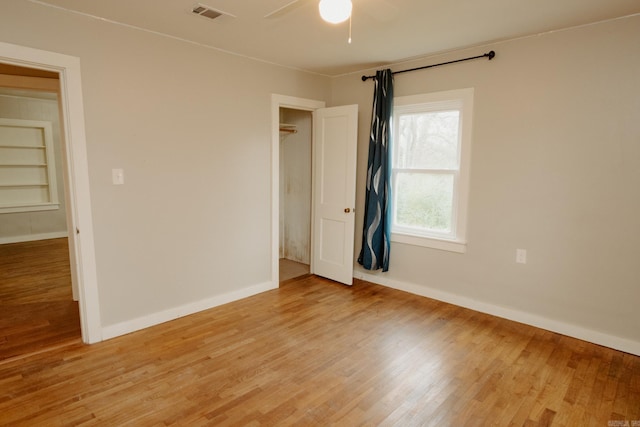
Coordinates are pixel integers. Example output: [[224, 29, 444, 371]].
[[32, 0, 640, 76]]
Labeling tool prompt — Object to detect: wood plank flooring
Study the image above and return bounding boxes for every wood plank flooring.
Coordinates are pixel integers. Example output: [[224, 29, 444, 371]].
[[0, 238, 80, 361], [1, 274, 639, 425], [279, 258, 310, 282]]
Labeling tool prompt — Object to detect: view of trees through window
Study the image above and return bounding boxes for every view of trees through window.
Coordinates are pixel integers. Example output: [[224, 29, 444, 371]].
[[392, 110, 460, 234]]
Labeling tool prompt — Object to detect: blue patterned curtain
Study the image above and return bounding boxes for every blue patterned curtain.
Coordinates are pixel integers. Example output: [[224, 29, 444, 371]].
[[358, 69, 393, 272]]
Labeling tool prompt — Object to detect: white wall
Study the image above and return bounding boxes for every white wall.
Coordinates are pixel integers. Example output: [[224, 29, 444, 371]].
[[332, 15, 640, 352], [0, 0, 331, 329], [279, 108, 312, 264], [0, 91, 67, 242]]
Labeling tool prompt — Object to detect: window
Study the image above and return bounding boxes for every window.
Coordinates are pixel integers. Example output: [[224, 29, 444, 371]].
[[391, 88, 473, 253], [0, 118, 59, 213]]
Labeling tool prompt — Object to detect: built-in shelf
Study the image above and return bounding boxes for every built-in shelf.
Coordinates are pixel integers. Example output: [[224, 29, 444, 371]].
[[0, 183, 48, 188], [0, 118, 58, 213], [0, 163, 47, 167], [0, 144, 45, 149]]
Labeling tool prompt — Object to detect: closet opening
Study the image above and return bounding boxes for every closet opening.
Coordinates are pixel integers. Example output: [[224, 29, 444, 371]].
[[279, 107, 313, 282]]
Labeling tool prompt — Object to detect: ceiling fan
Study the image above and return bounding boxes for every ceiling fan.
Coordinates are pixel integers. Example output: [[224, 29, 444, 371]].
[[263, 0, 398, 44], [264, 0, 398, 23], [264, 0, 352, 23]]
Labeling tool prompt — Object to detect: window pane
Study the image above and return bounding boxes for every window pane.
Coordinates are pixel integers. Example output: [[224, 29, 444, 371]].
[[395, 110, 460, 169], [394, 172, 453, 233]]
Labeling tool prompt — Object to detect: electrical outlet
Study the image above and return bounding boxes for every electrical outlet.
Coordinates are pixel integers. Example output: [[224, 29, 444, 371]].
[[516, 249, 527, 264]]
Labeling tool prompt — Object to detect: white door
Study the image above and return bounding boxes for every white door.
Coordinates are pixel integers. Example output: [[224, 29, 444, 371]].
[[312, 105, 358, 285]]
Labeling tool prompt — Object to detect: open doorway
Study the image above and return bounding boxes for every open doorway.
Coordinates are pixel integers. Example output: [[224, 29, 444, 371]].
[[279, 108, 312, 282], [271, 95, 325, 286], [0, 63, 79, 360], [0, 41, 101, 344]]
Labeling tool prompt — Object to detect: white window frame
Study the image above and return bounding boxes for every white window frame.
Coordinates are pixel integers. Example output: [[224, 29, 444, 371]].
[[391, 88, 473, 253], [0, 117, 59, 213]]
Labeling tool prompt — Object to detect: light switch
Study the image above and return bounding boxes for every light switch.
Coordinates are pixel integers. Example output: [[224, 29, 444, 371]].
[[112, 168, 124, 185]]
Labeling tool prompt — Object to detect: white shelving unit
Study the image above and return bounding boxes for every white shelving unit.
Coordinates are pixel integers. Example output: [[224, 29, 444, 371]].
[[0, 118, 59, 213]]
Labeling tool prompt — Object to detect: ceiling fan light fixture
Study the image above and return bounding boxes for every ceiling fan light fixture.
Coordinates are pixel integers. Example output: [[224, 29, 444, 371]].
[[319, 0, 352, 24]]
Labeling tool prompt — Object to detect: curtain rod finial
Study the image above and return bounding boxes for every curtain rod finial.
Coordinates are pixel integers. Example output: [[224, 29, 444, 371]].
[[488, 50, 496, 60]]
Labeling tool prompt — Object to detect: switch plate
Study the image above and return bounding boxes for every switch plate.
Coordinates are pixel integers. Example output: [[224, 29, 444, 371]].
[[516, 249, 527, 264], [112, 168, 124, 185]]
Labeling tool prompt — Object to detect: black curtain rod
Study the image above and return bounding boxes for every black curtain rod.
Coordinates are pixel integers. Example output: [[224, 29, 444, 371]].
[[361, 50, 496, 81]]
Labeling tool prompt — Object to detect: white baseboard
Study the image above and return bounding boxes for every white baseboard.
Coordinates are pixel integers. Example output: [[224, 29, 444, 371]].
[[355, 270, 640, 357], [101, 281, 277, 341], [0, 231, 68, 245]]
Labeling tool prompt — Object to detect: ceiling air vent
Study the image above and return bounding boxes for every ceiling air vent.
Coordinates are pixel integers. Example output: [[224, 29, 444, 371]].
[[192, 5, 221, 20], [191, 3, 236, 20]]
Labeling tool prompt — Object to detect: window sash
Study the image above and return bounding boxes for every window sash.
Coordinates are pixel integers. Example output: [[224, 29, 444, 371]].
[[391, 169, 459, 240], [394, 109, 462, 171]]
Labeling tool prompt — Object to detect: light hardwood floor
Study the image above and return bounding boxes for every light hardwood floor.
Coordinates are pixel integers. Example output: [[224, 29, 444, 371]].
[[0, 238, 81, 362], [1, 273, 639, 425], [279, 258, 310, 282]]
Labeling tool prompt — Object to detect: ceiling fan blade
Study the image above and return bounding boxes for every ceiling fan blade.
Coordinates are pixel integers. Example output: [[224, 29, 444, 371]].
[[264, 0, 305, 19]]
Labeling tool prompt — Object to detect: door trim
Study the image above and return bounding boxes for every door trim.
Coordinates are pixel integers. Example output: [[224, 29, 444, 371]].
[[0, 42, 102, 343], [271, 94, 325, 287]]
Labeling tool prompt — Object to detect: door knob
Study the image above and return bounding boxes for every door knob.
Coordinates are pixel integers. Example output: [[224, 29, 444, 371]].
[[344, 208, 351, 213]]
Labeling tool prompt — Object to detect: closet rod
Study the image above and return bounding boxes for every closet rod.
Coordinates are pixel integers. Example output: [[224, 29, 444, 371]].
[[279, 128, 297, 134], [361, 50, 495, 82]]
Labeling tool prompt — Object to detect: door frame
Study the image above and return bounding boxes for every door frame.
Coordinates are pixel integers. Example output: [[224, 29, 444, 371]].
[[271, 94, 325, 286], [0, 42, 101, 343]]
